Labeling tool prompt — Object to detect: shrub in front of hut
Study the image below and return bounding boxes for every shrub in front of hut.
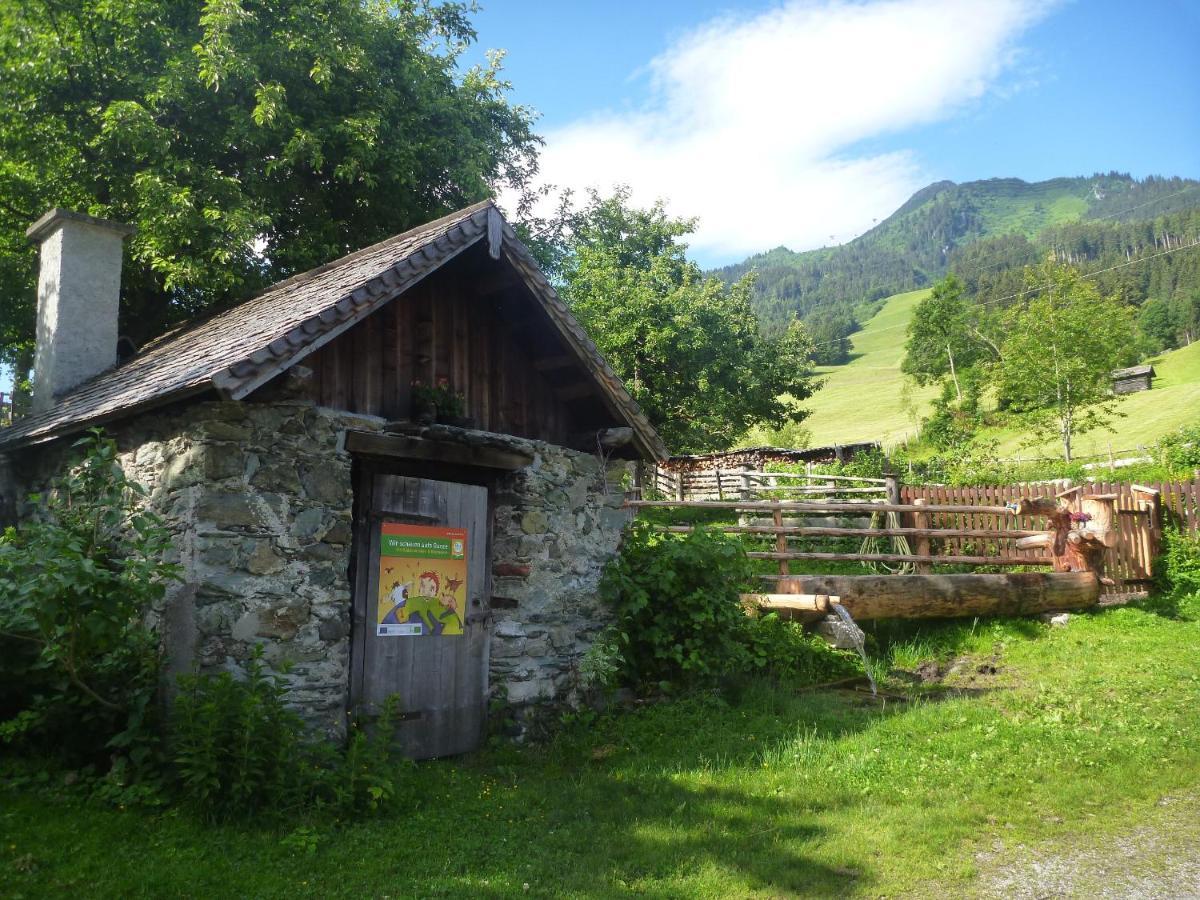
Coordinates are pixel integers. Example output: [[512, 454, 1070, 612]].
[[600, 521, 857, 690]]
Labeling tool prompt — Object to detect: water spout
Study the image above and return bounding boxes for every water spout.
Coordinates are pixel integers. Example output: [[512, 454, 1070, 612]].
[[830, 602, 877, 697]]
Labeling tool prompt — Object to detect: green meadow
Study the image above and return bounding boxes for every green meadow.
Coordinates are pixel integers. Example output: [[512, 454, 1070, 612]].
[[801, 289, 1200, 459], [5, 598, 1200, 897]]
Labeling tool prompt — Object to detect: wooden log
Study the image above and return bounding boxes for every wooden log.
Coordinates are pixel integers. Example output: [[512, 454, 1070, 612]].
[[567, 426, 633, 451], [626, 499, 1014, 515], [739, 592, 833, 622], [911, 498, 932, 574], [1012, 496, 1059, 517], [1015, 532, 1054, 550], [748, 551, 1051, 566], [654, 525, 1047, 539], [772, 572, 1100, 620], [751, 472, 888, 484], [773, 507, 788, 579]]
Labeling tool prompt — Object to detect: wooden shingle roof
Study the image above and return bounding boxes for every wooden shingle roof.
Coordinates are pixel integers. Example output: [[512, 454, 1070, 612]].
[[1111, 365, 1155, 379], [0, 201, 667, 460]]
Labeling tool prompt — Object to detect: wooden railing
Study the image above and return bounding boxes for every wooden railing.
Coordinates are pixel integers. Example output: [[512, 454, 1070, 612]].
[[897, 481, 1191, 592], [641, 466, 888, 502], [627, 499, 1052, 576], [630, 476, 1200, 598]]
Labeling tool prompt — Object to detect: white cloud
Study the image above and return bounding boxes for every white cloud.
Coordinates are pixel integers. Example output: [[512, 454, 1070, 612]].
[[527, 0, 1055, 263]]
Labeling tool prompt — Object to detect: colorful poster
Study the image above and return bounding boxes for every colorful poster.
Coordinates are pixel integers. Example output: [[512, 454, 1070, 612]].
[[376, 523, 468, 637]]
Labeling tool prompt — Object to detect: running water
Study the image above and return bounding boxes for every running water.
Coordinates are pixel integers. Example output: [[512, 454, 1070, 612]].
[[830, 602, 877, 697]]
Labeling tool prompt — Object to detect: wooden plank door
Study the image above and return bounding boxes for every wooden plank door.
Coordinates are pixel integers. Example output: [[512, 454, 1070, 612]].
[[351, 474, 490, 759]]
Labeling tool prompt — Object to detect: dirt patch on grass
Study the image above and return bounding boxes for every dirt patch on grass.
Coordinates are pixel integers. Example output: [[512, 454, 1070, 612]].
[[970, 794, 1200, 898]]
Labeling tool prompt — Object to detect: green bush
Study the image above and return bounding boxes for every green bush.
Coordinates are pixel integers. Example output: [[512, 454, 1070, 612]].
[[1156, 424, 1200, 474], [172, 649, 407, 822], [1158, 526, 1200, 602], [742, 613, 861, 684], [601, 521, 755, 685], [601, 521, 857, 688], [0, 430, 177, 773]]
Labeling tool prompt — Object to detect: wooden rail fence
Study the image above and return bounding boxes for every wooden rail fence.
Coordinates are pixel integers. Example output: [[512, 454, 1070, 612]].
[[642, 466, 887, 502], [900, 480, 1200, 594], [630, 477, 1200, 599]]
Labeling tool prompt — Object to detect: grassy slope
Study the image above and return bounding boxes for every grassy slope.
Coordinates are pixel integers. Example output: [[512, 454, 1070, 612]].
[[5, 600, 1200, 897], [803, 289, 937, 448], [987, 339, 1200, 459], [803, 289, 1200, 457]]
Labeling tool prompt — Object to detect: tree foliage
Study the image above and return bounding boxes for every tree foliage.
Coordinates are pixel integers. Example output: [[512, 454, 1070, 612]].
[[901, 274, 982, 400], [559, 189, 817, 453], [996, 260, 1136, 461], [0, 0, 539, 384]]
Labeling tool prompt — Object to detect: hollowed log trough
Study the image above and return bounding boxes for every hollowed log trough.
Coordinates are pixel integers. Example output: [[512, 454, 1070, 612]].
[[742, 571, 1100, 622]]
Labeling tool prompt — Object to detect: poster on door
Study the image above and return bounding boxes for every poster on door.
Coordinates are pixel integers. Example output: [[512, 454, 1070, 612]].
[[376, 523, 467, 637]]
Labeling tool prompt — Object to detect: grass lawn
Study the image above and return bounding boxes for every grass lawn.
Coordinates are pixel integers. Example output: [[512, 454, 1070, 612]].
[[5, 595, 1200, 898], [802, 287, 1200, 459], [986, 338, 1200, 460], [803, 289, 937, 448]]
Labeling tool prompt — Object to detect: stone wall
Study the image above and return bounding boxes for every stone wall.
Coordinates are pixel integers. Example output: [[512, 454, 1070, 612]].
[[9, 396, 367, 738], [138, 400, 368, 738], [6, 394, 634, 740], [488, 443, 631, 719]]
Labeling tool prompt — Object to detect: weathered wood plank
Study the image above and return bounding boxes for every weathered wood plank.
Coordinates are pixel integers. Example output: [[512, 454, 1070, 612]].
[[346, 431, 534, 471]]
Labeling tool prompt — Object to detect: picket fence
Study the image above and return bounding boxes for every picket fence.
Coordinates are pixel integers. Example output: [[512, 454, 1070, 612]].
[[900, 480, 1200, 595]]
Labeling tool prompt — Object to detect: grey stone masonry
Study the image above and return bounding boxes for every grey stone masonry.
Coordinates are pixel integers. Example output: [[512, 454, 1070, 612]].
[[27, 209, 135, 411], [7, 394, 633, 739], [114, 398, 368, 737], [488, 441, 632, 716]]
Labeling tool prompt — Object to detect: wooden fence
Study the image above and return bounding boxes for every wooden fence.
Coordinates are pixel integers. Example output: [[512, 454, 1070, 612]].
[[632, 477, 1200, 599], [900, 480, 1200, 595], [643, 466, 888, 502]]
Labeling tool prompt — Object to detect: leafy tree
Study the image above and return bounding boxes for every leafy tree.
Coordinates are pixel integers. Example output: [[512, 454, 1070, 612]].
[[1138, 298, 1176, 352], [559, 189, 817, 453], [806, 308, 857, 365], [0, 0, 538, 390], [901, 274, 981, 402], [996, 259, 1136, 461]]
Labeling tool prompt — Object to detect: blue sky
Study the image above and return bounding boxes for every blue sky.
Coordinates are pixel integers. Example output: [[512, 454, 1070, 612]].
[[465, 0, 1200, 266]]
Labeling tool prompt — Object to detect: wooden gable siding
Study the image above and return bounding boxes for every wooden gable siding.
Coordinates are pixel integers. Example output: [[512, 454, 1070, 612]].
[[305, 260, 576, 444]]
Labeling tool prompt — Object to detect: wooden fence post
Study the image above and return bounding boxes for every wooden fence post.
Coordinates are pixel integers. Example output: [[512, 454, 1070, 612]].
[[912, 498, 931, 574], [774, 507, 789, 580], [739, 465, 753, 501], [884, 472, 901, 507]]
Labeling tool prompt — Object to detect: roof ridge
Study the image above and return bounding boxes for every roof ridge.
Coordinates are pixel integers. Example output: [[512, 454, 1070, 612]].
[[223, 198, 495, 308]]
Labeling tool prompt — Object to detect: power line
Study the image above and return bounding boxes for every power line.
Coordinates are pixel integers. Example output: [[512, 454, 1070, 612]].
[[950, 184, 1200, 280], [807, 236, 1200, 351]]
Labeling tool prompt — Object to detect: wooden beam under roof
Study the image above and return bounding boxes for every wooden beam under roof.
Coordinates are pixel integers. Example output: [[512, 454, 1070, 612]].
[[345, 430, 534, 471]]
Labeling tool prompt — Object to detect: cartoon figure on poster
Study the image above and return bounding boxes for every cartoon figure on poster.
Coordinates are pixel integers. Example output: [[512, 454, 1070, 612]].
[[376, 524, 468, 637]]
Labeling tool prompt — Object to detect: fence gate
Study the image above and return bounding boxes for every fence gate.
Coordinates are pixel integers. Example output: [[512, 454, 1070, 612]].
[[350, 473, 490, 759]]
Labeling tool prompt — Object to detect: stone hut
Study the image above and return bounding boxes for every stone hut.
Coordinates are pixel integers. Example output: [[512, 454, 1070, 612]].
[[0, 202, 667, 757]]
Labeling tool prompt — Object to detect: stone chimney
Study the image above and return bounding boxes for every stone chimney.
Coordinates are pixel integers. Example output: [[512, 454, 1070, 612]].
[[26, 209, 135, 412]]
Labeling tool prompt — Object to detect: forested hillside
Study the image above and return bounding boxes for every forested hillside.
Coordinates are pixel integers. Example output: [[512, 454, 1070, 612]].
[[716, 174, 1200, 362], [952, 206, 1200, 351]]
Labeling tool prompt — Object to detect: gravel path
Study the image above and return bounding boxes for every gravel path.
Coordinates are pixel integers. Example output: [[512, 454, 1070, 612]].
[[971, 794, 1200, 899]]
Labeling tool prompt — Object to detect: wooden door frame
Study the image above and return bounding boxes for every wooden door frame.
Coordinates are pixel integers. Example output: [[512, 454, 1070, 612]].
[[347, 455, 499, 720]]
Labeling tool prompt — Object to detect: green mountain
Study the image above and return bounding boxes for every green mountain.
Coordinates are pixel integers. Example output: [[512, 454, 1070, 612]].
[[717, 173, 1200, 362]]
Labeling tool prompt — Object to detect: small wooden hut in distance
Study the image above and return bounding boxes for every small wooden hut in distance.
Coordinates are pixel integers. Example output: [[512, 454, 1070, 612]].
[[0, 202, 667, 757], [1111, 364, 1156, 395]]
